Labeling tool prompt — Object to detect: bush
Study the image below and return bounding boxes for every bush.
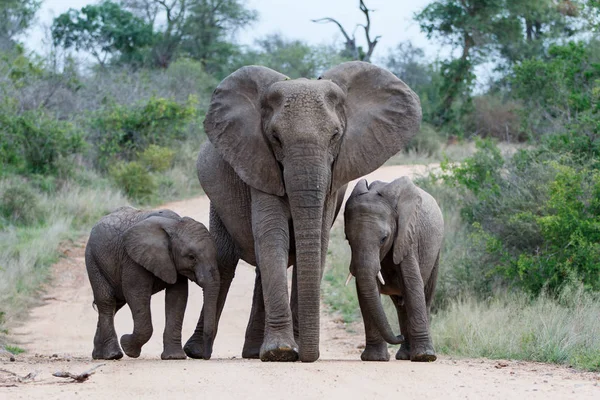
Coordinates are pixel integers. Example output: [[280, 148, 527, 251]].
[[439, 138, 600, 296], [93, 96, 198, 168], [0, 109, 85, 176], [405, 123, 443, 157], [109, 161, 156, 202], [139, 144, 175, 172], [0, 179, 44, 227]]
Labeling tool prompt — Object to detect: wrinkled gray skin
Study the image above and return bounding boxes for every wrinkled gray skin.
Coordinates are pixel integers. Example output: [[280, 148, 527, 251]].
[[344, 177, 443, 362], [184, 61, 422, 362], [85, 206, 219, 360]]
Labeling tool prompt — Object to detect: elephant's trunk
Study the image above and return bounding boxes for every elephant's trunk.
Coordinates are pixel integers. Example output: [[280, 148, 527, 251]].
[[355, 256, 404, 345], [285, 152, 328, 363], [198, 268, 220, 360]]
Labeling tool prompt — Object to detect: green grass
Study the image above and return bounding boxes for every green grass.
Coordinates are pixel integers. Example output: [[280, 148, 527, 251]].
[[4, 345, 25, 355], [432, 288, 600, 371], [322, 226, 361, 323]]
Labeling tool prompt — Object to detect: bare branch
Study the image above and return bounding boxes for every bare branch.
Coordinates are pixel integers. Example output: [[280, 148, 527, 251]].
[[53, 364, 105, 383], [311, 17, 354, 43]]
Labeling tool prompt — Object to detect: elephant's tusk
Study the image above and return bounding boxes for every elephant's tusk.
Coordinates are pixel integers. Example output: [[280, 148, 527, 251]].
[[345, 272, 354, 286], [377, 271, 385, 286]]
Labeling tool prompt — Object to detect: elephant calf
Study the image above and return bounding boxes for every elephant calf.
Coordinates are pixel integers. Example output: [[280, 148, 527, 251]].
[[344, 177, 443, 362], [85, 206, 220, 360]]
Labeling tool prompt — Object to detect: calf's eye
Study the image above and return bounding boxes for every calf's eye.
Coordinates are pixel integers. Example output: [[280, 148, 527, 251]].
[[380, 235, 388, 245]]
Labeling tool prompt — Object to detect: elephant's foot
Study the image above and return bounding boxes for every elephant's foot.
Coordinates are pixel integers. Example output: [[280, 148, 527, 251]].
[[410, 343, 437, 362], [242, 342, 261, 359], [92, 338, 123, 360], [183, 335, 205, 359], [259, 332, 299, 362], [361, 342, 390, 362], [161, 346, 187, 360], [395, 343, 411, 360], [120, 334, 143, 358]]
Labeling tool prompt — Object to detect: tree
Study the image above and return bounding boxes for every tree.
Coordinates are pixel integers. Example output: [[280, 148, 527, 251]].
[[415, 0, 508, 125], [122, 0, 257, 71], [312, 0, 380, 62], [0, 0, 41, 51], [233, 34, 350, 79], [51, 1, 155, 67], [496, 0, 582, 67], [181, 0, 257, 74]]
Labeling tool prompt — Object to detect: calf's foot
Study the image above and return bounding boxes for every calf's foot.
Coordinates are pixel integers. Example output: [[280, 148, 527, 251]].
[[361, 342, 390, 362]]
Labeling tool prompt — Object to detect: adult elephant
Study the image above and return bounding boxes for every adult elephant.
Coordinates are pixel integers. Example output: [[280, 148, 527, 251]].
[[184, 61, 422, 362]]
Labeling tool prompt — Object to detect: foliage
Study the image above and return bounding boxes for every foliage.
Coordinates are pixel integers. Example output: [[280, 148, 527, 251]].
[[0, 0, 41, 50], [138, 144, 175, 172], [234, 34, 350, 78], [51, 1, 155, 66], [0, 179, 42, 227], [0, 108, 86, 176], [404, 123, 443, 157], [512, 41, 600, 138], [440, 138, 600, 295], [109, 161, 156, 202], [92, 96, 197, 168]]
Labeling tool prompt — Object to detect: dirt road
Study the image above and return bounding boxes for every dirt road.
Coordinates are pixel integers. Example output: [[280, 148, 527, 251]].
[[2, 165, 599, 399]]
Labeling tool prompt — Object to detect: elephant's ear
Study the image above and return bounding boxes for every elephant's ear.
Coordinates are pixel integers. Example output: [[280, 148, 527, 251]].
[[320, 62, 422, 192], [123, 216, 178, 285], [349, 178, 369, 198], [204, 66, 289, 196], [379, 177, 422, 265]]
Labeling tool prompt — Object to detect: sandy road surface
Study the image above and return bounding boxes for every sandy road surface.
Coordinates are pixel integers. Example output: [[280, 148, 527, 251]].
[[2, 165, 599, 399]]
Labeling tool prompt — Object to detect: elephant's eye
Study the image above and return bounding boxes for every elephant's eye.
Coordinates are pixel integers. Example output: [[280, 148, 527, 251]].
[[331, 128, 340, 142], [187, 254, 196, 261], [380, 235, 388, 245], [272, 131, 282, 146]]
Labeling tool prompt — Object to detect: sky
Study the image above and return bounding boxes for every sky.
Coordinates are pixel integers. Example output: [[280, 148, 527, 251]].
[[26, 0, 439, 62]]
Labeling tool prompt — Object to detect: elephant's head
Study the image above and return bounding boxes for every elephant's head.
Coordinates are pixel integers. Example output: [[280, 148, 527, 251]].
[[203, 61, 421, 361], [123, 215, 220, 359], [344, 177, 422, 344]]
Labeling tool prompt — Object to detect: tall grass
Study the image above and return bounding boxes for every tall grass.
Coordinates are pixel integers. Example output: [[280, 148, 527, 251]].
[[0, 176, 127, 341], [432, 288, 600, 371]]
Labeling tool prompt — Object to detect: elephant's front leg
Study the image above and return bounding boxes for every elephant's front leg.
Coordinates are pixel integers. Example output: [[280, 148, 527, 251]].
[[161, 276, 188, 360], [120, 270, 154, 358], [242, 268, 265, 359], [185, 206, 239, 359], [251, 189, 298, 362], [399, 255, 436, 362], [357, 284, 390, 361]]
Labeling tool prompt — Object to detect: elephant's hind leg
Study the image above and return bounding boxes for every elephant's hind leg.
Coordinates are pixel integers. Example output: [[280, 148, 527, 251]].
[[120, 270, 154, 358], [242, 268, 265, 359], [87, 258, 123, 360], [392, 296, 411, 361]]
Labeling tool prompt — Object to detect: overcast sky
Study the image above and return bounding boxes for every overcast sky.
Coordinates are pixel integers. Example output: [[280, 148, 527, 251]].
[[26, 0, 439, 62]]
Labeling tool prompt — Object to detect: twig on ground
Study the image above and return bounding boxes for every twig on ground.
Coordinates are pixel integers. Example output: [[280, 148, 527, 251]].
[[53, 363, 105, 383], [0, 368, 39, 384]]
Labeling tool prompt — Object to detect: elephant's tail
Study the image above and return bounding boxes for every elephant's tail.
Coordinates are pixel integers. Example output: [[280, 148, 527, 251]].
[[92, 301, 97, 312]]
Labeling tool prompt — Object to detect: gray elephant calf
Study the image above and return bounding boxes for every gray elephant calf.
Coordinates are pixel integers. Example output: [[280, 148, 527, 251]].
[[344, 177, 443, 362], [85, 206, 219, 360]]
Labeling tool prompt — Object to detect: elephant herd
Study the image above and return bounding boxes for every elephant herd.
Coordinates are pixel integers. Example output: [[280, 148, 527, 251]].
[[85, 61, 444, 363]]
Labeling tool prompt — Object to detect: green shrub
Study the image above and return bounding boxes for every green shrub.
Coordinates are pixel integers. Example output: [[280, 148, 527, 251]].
[[0, 180, 43, 226], [139, 144, 175, 172], [405, 123, 443, 157], [0, 109, 85, 176], [439, 137, 600, 296], [109, 161, 156, 202], [93, 96, 198, 168]]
